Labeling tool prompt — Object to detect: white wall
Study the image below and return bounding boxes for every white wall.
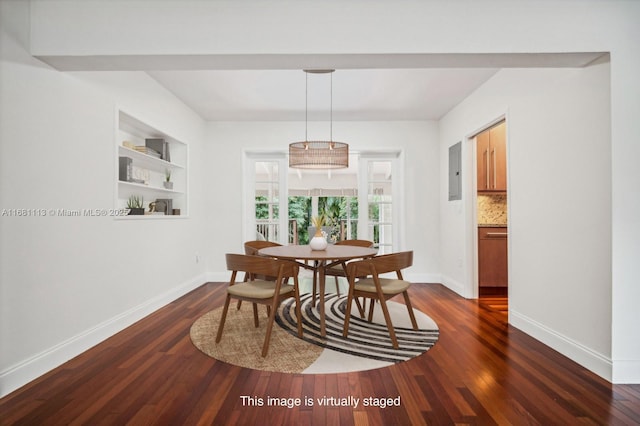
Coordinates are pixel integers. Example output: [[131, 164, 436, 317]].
[[439, 62, 613, 378], [0, 1, 208, 396], [205, 121, 441, 281]]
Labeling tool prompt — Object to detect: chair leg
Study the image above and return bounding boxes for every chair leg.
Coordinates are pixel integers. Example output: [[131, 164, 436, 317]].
[[293, 281, 303, 338], [252, 302, 259, 327], [342, 286, 356, 338], [354, 297, 365, 317], [261, 299, 280, 357], [215, 294, 232, 343], [367, 299, 375, 322], [312, 267, 318, 306], [378, 298, 399, 349], [403, 291, 418, 329], [334, 276, 341, 297], [236, 300, 242, 310]]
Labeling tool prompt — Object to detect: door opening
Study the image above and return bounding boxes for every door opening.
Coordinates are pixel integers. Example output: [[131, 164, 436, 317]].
[[474, 120, 509, 314]]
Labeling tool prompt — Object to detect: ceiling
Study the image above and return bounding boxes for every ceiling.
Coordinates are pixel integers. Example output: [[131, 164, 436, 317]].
[[133, 52, 604, 179], [147, 68, 500, 122], [40, 51, 606, 122], [116, 52, 600, 122]]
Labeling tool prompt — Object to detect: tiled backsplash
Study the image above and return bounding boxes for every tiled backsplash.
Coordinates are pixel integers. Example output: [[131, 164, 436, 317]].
[[478, 193, 507, 225]]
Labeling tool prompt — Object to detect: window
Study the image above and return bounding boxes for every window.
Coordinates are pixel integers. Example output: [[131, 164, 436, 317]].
[[244, 155, 288, 243], [255, 165, 280, 241], [245, 150, 402, 251], [318, 196, 358, 242], [361, 159, 395, 254]]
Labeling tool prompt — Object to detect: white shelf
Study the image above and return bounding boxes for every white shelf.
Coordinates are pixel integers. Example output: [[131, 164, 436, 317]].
[[119, 180, 183, 192], [115, 214, 188, 220], [118, 180, 184, 194], [116, 110, 188, 218], [118, 146, 185, 172]]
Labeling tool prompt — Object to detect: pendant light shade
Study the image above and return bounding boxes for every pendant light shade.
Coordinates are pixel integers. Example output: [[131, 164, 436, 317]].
[[289, 141, 349, 169], [289, 70, 349, 169]]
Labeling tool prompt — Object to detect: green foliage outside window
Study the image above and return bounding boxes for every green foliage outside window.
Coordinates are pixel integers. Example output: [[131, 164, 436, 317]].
[[288, 196, 312, 244], [255, 195, 269, 219], [257, 195, 360, 244]]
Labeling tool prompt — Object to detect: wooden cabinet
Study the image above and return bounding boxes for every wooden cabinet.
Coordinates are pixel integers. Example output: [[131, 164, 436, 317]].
[[478, 227, 508, 287], [477, 121, 507, 192]]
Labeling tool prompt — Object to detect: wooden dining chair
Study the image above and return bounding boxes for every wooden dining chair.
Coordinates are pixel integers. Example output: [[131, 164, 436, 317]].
[[237, 240, 283, 311], [324, 239, 375, 296], [216, 253, 303, 357], [342, 251, 418, 349], [323, 239, 374, 316], [244, 240, 282, 257]]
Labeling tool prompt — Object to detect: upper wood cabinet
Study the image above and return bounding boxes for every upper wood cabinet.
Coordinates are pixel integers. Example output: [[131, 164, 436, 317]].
[[476, 121, 507, 192]]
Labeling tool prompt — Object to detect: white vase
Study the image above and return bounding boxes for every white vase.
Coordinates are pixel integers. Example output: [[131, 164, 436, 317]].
[[309, 235, 328, 250]]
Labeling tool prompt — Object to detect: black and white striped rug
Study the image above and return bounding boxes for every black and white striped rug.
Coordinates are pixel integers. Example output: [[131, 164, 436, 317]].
[[276, 294, 439, 367]]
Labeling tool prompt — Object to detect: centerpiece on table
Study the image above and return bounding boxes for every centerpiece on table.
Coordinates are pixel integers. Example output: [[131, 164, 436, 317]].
[[309, 214, 328, 250]]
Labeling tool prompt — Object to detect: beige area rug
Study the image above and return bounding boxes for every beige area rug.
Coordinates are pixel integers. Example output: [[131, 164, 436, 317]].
[[190, 303, 323, 373], [191, 294, 439, 374]]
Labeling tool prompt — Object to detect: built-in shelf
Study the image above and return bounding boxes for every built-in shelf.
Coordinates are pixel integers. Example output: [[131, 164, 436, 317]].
[[118, 145, 185, 171], [116, 110, 188, 218]]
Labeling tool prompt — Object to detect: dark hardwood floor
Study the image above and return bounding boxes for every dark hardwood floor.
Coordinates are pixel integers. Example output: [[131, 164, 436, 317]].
[[478, 287, 509, 318], [2, 283, 639, 425]]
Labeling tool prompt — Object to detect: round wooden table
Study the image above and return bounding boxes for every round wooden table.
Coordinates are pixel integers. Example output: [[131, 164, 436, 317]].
[[258, 244, 378, 337]]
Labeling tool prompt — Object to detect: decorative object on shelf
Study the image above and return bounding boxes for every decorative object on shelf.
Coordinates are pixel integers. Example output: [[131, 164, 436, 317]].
[[127, 195, 144, 215], [289, 70, 349, 169], [155, 198, 173, 215], [132, 166, 149, 184], [145, 138, 170, 162], [309, 215, 328, 250], [119, 156, 132, 182], [163, 168, 173, 190], [133, 145, 161, 158]]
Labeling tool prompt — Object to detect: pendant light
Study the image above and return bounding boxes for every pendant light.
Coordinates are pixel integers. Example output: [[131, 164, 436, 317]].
[[289, 70, 349, 169]]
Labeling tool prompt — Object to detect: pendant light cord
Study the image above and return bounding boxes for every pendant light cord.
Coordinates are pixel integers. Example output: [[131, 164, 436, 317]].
[[330, 72, 333, 142], [303, 69, 334, 142], [305, 72, 308, 142]]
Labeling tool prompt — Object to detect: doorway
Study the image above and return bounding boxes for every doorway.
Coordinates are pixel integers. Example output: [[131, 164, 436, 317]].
[[474, 120, 509, 314]]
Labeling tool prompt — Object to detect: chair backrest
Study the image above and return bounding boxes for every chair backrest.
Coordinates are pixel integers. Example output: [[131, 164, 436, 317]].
[[243, 240, 282, 256], [226, 253, 298, 282], [347, 251, 413, 279], [334, 239, 374, 248]]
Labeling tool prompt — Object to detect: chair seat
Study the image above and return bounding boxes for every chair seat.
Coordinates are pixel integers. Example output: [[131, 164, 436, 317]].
[[228, 280, 293, 299], [354, 278, 411, 295]]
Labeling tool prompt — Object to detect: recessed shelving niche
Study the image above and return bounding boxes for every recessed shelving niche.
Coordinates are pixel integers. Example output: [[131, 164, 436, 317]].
[[116, 110, 188, 219]]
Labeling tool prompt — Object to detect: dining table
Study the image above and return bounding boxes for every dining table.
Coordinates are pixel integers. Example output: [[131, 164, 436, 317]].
[[258, 244, 378, 337]]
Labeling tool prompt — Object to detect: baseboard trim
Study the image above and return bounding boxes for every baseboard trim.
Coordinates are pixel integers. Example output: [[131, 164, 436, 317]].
[[510, 309, 613, 382], [439, 274, 466, 297], [206, 271, 229, 283], [0, 274, 206, 398], [405, 272, 441, 284]]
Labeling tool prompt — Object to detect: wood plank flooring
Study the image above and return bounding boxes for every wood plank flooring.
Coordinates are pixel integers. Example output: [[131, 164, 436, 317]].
[[2, 283, 639, 425]]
